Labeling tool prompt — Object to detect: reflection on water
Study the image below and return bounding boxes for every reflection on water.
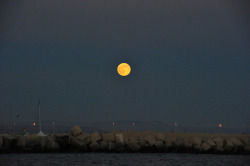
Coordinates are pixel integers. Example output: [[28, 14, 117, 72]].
[[0, 153, 249, 166]]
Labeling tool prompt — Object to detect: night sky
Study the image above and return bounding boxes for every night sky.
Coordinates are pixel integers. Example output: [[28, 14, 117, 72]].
[[1, 1, 249, 128]]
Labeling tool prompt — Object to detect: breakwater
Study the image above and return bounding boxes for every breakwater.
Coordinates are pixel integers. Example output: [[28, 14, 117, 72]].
[[1, 126, 250, 154]]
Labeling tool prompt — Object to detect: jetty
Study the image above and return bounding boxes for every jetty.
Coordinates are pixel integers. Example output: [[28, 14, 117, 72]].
[[0, 125, 250, 154]]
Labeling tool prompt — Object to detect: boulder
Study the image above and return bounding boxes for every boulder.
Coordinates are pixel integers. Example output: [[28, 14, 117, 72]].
[[213, 137, 224, 148], [54, 134, 69, 150], [183, 139, 192, 148], [76, 133, 91, 145], [224, 139, 234, 152], [47, 140, 60, 151], [190, 137, 201, 146], [2, 135, 17, 149], [70, 125, 82, 137], [165, 137, 176, 147], [89, 142, 100, 151], [108, 142, 117, 151], [115, 142, 124, 152], [70, 137, 88, 151], [26, 136, 48, 148], [240, 138, 250, 146], [155, 141, 164, 151], [154, 133, 165, 142], [244, 146, 250, 153], [16, 136, 26, 149], [101, 133, 115, 142], [115, 133, 124, 144], [90, 132, 101, 143], [173, 138, 184, 147], [0, 136, 3, 149], [215, 146, 224, 153], [127, 141, 141, 152], [144, 135, 156, 146], [206, 139, 216, 149], [100, 141, 109, 151], [230, 138, 244, 147], [193, 144, 202, 152], [201, 143, 211, 151]]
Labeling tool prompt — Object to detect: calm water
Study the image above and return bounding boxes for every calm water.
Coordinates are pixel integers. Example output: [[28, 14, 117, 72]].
[[0, 153, 249, 166]]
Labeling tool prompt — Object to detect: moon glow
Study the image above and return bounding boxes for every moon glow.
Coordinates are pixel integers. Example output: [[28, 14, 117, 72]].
[[117, 63, 131, 76]]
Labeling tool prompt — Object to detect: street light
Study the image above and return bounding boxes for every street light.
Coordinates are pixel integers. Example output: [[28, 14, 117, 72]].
[[218, 123, 222, 133], [33, 122, 36, 134], [52, 121, 55, 134]]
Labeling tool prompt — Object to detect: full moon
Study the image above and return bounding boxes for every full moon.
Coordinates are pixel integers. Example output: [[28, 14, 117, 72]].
[[117, 63, 131, 76]]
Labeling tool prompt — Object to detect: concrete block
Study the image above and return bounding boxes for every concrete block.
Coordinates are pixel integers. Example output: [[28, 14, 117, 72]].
[[101, 133, 115, 142], [70, 125, 82, 137]]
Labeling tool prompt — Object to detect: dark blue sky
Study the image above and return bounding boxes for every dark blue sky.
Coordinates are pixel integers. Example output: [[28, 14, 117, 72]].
[[0, 1, 249, 127]]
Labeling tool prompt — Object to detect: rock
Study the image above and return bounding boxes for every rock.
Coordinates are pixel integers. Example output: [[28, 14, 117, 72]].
[[90, 132, 101, 143], [115, 142, 124, 152], [194, 144, 202, 152], [201, 143, 211, 151], [0, 136, 3, 149], [154, 133, 165, 142], [127, 141, 141, 151], [108, 142, 117, 151], [89, 142, 100, 151], [244, 146, 250, 153], [144, 135, 156, 146], [137, 138, 147, 147], [76, 133, 91, 145], [183, 139, 192, 148], [100, 141, 109, 151], [101, 133, 115, 142], [174, 138, 184, 147], [190, 137, 201, 146], [215, 146, 224, 153], [224, 139, 234, 152], [240, 138, 250, 146], [165, 137, 176, 147], [16, 136, 26, 149], [206, 139, 216, 149], [70, 125, 82, 137], [230, 138, 244, 147], [213, 137, 224, 148], [54, 134, 69, 150], [47, 140, 60, 151], [115, 133, 124, 144], [2, 135, 17, 149], [155, 141, 164, 151], [26, 135, 48, 149], [70, 137, 88, 151]]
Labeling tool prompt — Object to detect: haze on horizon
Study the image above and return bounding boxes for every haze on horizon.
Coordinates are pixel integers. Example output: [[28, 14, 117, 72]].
[[0, 1, 249, 130]]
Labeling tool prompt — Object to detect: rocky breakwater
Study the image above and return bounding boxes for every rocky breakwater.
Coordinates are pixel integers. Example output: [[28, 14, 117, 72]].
[[0, 126, 250, 154]]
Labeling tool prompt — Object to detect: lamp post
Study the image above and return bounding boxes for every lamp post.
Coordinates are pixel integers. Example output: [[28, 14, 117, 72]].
[[33, 122, 36, 134], [112, 122, 115, 131], [218, 123, 222, 133], [174, 122, 178, 132], [205, 114, 208, 133], [132, 122, 135, 131], [52, 121, 55, 134], [36, 100, 46, 136]]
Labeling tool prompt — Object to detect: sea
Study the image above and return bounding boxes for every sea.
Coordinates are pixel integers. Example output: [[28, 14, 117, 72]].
[[0, 153, 249, 166]]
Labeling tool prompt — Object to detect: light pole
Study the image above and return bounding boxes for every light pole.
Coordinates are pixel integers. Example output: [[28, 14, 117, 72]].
[[132, 122, 135, 131], [218, 123, 222, 133], [52, 121, 55, 134], [33, 122, 36, 134], [174, 122, 178, 132], [36, 100, 46, 136], [112, 122, 115, 131], [205, 114, 208, 133]]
